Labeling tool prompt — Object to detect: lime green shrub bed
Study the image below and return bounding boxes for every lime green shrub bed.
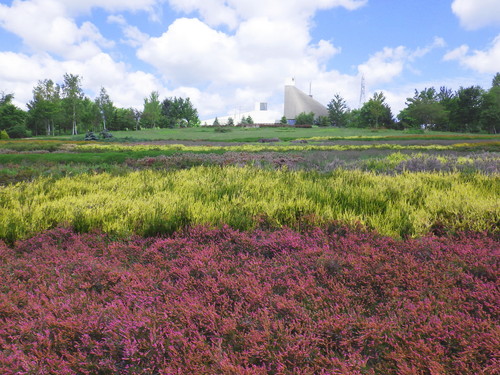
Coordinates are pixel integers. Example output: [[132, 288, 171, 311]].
[[74, 142, 500, 153], [1, 167, 498, 242]]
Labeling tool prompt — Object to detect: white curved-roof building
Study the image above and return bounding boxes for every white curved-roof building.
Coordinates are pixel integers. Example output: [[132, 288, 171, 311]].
[[202, 102, 281, 126], [201, 80, 329, 125], [284, 83, 329, 120]]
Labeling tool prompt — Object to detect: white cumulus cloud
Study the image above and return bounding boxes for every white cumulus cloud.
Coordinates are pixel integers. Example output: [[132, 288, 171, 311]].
[[0, 50, 165, 110], [235, 17, 310, 59], [358, 46, 408, 84], [411, 37, 446, 59], [452, 0, 500, 29], [167, 0, 367, 28], [107, 15, 150, 47], [358, 38, 447, 86], [444, 35, 500, 74], [0, 0, 114, 60], [51, 0, 160, 18], [137, 18, 242, 86]]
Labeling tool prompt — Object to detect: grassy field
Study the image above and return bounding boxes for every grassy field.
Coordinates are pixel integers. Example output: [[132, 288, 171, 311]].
[[35, 126, 500, 142]]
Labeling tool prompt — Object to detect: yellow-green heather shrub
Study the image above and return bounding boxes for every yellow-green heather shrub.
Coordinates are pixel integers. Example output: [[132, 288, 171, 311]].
[[74, 143, 466, 153], [0, 166, 498, 241]]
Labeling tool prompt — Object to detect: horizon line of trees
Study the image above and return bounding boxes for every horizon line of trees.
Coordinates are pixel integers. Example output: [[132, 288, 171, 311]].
[[1, 73, 499, 138], [0, 73, 200, 138], [323, 72, 500, 134]]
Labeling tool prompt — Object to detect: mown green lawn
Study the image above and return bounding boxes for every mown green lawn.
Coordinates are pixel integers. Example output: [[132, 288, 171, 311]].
[[36, 126, 500, 142], [107, 126, 404, 141]]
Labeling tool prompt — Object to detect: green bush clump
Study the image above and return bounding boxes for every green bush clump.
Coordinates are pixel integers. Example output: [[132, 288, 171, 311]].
[[84, 131, 99, 141], [6, 125, 31, 138]]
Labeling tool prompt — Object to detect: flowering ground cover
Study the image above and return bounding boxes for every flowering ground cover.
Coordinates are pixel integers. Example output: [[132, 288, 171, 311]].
[[125, 151, 500, 175], [1, 150, 499, 187], [0, 226, 498, 374], [0, 135, 498, 373]]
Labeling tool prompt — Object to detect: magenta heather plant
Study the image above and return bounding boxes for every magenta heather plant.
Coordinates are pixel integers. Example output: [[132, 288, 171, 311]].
[[0, 226, 498, 374], [125, 151, 500, 175], [126, 152, 306, 170]]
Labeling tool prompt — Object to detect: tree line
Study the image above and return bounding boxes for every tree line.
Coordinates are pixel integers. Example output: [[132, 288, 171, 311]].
[[325, 72, 500, 133], [0, 73, 200, 138], [1, 72, 499, 138]]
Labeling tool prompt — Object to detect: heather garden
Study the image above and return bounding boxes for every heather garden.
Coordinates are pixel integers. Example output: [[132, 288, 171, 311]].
[[0, 129, 499, 374]]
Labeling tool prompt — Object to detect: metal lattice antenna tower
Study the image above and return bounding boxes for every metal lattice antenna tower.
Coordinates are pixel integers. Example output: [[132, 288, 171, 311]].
[[359, 75, 366, 107]]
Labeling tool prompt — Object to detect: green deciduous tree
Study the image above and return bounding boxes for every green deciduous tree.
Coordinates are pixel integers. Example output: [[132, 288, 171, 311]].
[[399, 88, 448, 130], [161, 97, 200, 128], [141, 91, 162, 129], [492, 72, 500, 88], [0, 92, 13, 106], [109, 108, 136, 131], [95, 87, 115, 131], [451, 86, 484, 132], [6, 124, 31, 138], [295, 112, 315, 125], [480, 86, 500, 134], [359, 92, 393, 128], [316, 116, 330, 127], [0, 92, 27, 132], [27, 79, 62, 136], [435, 86, 456, 131], [345, 108, 362, 128], [132, 108, 142, 131], [62, 73, 84, 135], [80, 97, 101, 132]]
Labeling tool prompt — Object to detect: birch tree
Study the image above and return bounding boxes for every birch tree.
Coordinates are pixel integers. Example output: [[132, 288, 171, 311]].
[[62, 73, 84, 135], [95, 87, 114, 131], [28, 79, 61, 136]]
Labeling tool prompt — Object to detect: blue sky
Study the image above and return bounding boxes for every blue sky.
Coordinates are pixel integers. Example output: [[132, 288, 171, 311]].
[[0, 0, 499, 120]]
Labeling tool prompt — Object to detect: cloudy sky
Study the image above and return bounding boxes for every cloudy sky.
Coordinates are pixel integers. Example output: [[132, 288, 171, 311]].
[[1, 0, 499, 120]]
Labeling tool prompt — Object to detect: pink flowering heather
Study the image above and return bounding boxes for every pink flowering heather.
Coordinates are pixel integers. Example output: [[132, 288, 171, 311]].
[[0, 226, 498, 374]]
